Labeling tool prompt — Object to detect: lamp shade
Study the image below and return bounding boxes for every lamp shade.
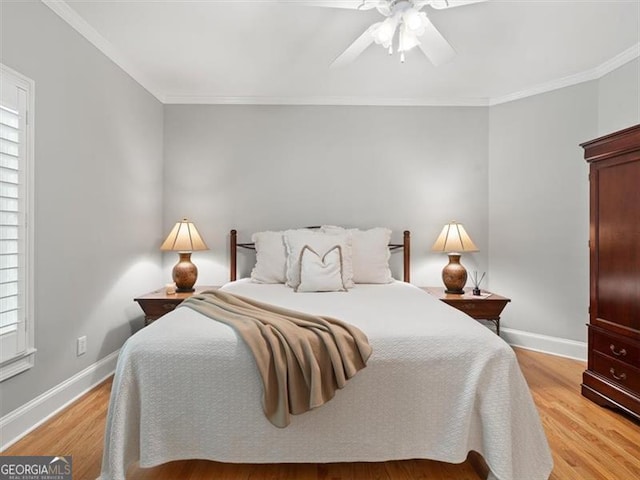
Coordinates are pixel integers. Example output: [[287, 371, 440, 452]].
[[431, 222, 478, 253], [160, 218, 209, 252]]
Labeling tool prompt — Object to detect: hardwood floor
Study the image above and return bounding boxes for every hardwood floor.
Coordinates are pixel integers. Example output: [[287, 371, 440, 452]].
[[3, 348, 640, 479]]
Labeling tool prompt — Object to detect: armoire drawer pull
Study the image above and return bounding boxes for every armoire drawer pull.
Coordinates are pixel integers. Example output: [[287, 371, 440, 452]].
[[609, 368, 627, 381], [163, 303, 177, 311], [609, 344, 627, 357]]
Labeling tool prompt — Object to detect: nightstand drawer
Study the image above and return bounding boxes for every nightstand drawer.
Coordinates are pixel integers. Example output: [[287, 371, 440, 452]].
[[593, 351, 640, 393], [444, 301, 507, 320], [591, 328, 639, 365], [136, 299, 182, 317]]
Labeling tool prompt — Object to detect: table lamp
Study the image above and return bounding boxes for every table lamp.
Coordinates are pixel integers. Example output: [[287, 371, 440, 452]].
[[431, 221, 478, 294], [160, 218, 209, 292]]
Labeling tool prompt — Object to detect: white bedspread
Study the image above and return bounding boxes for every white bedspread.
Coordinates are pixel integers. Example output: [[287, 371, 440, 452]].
[[100, 280, 552, 480]]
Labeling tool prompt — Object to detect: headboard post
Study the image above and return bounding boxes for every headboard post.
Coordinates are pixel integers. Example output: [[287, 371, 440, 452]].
[[230, 229, 237, 282], [403, 230, 411, 283]]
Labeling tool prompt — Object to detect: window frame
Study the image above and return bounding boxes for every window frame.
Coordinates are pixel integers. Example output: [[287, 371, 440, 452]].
[[0, 63, 35, 382]]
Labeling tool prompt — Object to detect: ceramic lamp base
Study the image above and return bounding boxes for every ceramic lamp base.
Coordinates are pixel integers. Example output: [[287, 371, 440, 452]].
[[442, 253, 467, 294], [172, 252, 198, 292]]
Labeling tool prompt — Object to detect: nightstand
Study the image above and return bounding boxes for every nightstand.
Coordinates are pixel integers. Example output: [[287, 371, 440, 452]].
[[134, 285, 220, 325], [423, 287, 511, 336]]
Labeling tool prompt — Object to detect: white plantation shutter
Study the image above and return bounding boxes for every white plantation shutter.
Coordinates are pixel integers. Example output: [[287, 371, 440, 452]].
[[0, 64, 34, 381], [1, 105, 21, 337]]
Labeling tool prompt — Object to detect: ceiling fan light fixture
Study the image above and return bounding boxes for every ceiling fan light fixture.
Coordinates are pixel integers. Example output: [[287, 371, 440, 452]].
[[329, 0, 480, 67], [403, 8, 426, 32], [399, 25, 421, 53], [371, 16, 399, 48]]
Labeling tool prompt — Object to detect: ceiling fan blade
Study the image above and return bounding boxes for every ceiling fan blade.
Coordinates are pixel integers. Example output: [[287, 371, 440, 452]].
[[417, 16, 456, 65], [331, 25, 377, 68], [411, 0, 432, 9], [429, 0, 487, 10], [297, 0, 382, 10], [375, 3, 392, 16]]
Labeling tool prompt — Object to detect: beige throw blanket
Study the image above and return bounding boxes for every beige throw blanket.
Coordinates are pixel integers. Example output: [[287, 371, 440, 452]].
[[180, 290, 372, 428]]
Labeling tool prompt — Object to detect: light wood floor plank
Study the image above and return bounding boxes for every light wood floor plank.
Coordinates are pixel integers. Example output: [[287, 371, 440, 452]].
[[3, 348, 639, 479]]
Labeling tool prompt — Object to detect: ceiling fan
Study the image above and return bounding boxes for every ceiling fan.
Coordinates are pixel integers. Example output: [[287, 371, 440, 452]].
[[303, 0, 487, 67]]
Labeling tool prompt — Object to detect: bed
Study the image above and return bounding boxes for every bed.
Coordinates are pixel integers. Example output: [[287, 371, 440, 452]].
[[100, 228, 552, 480]]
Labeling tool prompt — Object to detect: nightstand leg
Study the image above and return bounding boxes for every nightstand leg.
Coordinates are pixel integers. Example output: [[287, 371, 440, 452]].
[[487, 319, 501, 336]]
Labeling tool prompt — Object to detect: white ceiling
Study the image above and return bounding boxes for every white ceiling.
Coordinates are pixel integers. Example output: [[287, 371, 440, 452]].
[[47, 0, 640, 105]]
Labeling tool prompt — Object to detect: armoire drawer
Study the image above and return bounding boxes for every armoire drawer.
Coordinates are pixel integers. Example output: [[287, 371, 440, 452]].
[[592, 351, 640, 392], [591, 328, 640, 366]]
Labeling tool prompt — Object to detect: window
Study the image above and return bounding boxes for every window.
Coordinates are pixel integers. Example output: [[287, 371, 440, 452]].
[[0, 64, 34, 382]]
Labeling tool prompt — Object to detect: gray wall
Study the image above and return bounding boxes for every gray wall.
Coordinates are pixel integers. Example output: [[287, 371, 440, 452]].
[[488, 82, 598, 342], [598, 57, 640, 136], [486, 58, 639, 344], [164, 62, 638, 346], [1, 0, 638, 418], [0, 2, 163, 415], [163, 105, 490, 287]]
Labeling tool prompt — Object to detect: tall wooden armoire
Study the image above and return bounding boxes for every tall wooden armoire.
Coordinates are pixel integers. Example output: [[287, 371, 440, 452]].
[[580, 124, 640, 420]]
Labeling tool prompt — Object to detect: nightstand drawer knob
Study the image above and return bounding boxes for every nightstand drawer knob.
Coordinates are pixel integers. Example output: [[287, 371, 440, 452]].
[[609, 344, 627, 357], [609, 368, 627, 381], [163, 303, 177, 311]]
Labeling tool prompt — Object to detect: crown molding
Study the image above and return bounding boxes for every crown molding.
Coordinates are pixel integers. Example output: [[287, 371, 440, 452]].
[[160, 42, 640, 107], [161, 95, 490, 107], [42, 1, 638, 108], [489, 43, 640, 106], [594, 42, 640, 77], [41, 0, 165, 103]]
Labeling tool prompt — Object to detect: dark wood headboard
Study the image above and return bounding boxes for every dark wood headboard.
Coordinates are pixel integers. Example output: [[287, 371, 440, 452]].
[[229, 229, 411, 283]]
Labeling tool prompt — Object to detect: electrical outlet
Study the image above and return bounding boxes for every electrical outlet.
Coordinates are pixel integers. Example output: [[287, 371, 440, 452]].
[[77, 336, 87, 356]]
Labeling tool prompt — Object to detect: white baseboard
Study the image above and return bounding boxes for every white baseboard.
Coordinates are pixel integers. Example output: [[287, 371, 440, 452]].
[[0, 349, 120, 452], [501, 327, 587, 361]]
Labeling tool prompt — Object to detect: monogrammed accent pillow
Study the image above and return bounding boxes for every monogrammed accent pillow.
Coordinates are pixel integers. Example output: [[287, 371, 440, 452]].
[[296, 245, 347, 293], [283, 230, 353, 289]]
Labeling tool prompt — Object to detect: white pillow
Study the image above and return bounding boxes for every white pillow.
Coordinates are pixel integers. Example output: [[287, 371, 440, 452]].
[[250, 231, 287, 283], [322, 226, 393, 284], [296, 245, 346, 292], [283, 230, 354, 289]]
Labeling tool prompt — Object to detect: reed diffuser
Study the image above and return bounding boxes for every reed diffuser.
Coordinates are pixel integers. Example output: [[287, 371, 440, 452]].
[[471, 271, 486, 296]]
